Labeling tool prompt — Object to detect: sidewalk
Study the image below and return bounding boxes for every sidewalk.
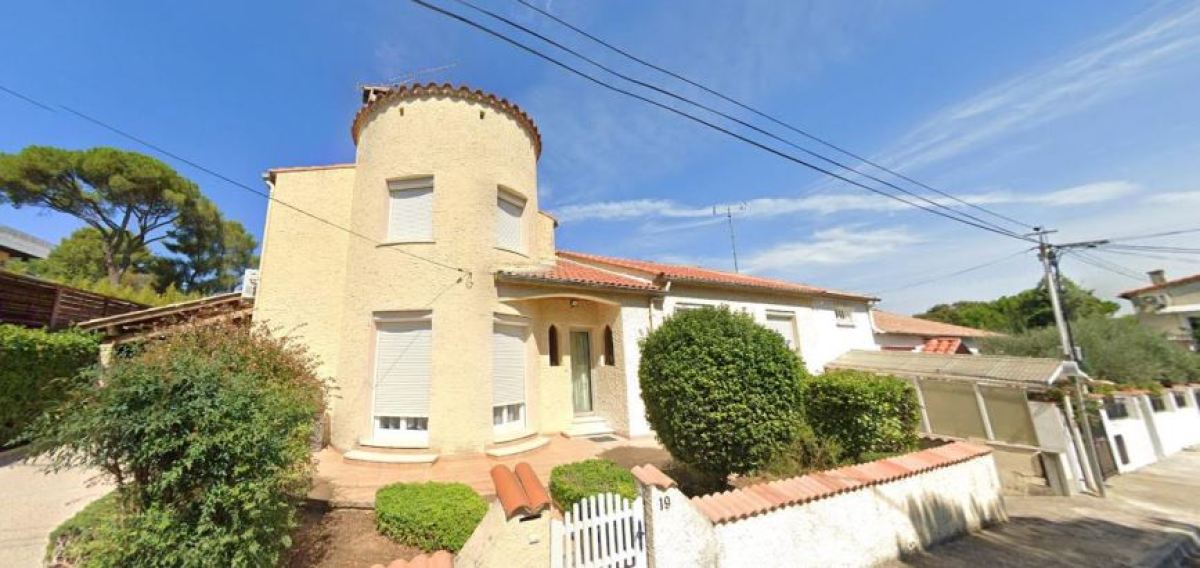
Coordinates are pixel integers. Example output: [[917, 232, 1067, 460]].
[[893, 448, 1200, 567]]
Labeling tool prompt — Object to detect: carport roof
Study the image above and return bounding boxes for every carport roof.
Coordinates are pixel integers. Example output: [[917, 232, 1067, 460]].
[[828, 349, 1087, 388]]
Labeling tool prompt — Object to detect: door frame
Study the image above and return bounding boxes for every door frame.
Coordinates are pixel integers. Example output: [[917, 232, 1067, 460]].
[[569, 328, 595, 416]]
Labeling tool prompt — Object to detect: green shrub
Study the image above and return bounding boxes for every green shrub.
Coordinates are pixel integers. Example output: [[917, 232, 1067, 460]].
[[802, 370, 921, 461], [45, 492, 122, 566], [0, 325, 98, 447], [25, 323, 326, 567], [639, 306, 806, 481], [758, 422, 846, 480], [549, 459, 637, 510], [375, 482, 487, 552]]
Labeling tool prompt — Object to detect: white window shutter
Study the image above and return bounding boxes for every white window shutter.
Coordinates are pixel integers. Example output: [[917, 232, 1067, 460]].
[[373, 321, 432, 417], [765, 313, 797, 348], [388, 178, 433, 242], [493, 323, 526, 406], [496, 194, 524, 252]]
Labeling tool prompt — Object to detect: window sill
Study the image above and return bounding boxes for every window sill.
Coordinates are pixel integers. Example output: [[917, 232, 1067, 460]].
[[494, 246, 528, 257], [358, 437, 430, 450], [377, 240, 435, 247], [492, 426, 529, 443], [836, 323, 857, 328]]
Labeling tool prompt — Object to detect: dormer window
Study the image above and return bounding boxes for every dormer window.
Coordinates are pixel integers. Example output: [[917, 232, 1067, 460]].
[[387, 177, 434, 242], [496, 188, 525, 253]]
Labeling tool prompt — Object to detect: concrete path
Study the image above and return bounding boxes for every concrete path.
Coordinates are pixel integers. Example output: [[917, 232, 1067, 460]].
[[0, 448, 112, 568], [894, 448, 1200, 567]]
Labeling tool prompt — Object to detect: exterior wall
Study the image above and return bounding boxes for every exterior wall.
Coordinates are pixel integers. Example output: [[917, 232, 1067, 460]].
[[1146, 390, 1200, 456], [1099, 395, 1159, 473], [620, 301, 655, 436], [639, 453, 1005, 568], [253, 166, 355, 419], [875, 334, 925, 351], [661, 284, 877, 375], [457, 502, 551, 568], [1128, 280, 1200, 349]]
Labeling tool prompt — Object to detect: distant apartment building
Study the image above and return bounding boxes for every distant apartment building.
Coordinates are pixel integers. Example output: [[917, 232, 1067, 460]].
[[1119, 269, 1200, 351]]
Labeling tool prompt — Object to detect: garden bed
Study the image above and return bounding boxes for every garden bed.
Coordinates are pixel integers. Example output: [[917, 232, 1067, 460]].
[[284, 506, 420, 568]]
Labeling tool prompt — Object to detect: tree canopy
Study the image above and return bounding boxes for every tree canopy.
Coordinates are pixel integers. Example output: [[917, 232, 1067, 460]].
[[917, 278, 1119, 334], [0, 146, 256, 296]]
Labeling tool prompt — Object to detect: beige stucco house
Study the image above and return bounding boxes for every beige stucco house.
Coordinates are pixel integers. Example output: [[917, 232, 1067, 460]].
[[870, 309, 998, 354], [1119, 269, 1200, 351], [253, 83, 879, 462]]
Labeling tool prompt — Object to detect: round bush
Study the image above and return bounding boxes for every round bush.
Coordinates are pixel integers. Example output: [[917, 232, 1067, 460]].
[[375, 482, 487, 552], [639, 306, 806, 479], [549, 459, 637, 510], [802, 370, 921, 460]]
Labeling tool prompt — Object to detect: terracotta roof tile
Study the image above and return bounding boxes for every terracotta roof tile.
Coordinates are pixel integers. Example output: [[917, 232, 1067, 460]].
[[631, 464, 677, 490], [922, 337, 965, 354], [490, 465, 531, 519], [514, 463, 552, 515], [377, 551, 453, 568], [688, 442, 992, 525], [496, 259, 661, 292], [558, 250, 875, 301], [1119, 272, 1200, 298], [872, 310, 999, 338]]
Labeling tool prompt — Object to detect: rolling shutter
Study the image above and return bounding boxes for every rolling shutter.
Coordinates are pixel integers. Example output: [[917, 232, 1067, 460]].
[[388, 178, 433, 242], [373, 321, 432, 417], [496, 193, 524, 252], [493, 323, 526, 407], [765, 313, 797, 348]]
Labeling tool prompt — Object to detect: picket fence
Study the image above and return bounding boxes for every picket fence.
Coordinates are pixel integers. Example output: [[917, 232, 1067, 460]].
[[554, 492, 646, 568]]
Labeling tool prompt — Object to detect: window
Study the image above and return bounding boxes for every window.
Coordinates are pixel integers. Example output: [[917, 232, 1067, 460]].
[[548, 325, 560, 366], [387, 177, 433, 242], [1114, 434, 1130, 465], [1151, 396, 1167, 412], [493, 319, 528, 438], [603, 326, 616, 366], [496, 189, 525, 252], [1103, 397, 1130, 420], [764, 311, 798, 349], [834, 306, 855, 327], [1173, 391, 1188, 409], [371, 312, 433, 446], [674, 302, 705, 313]]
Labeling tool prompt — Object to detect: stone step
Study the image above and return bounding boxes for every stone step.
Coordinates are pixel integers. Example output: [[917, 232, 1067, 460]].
[[485, 435, 551, 458], [344, 449, 439, 465], [563, 417, 615, 438]]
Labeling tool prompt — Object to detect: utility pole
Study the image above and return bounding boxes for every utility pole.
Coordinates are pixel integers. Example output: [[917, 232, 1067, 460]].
[[1032, 228, 1107, 497], [713, 203, 747, 273]]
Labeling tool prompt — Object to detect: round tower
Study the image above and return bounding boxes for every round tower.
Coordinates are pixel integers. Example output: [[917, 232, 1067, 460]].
[[334, 84, 544, 454]]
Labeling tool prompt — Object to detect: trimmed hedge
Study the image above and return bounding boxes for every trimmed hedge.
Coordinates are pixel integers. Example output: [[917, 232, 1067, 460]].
[[549, 459, 637, 510], [0, 325, 98, 447], [25, 323, 326, 567], [639, 306, 806, 481], [376, 482, 487, 552], [802, 370, 921, 461]]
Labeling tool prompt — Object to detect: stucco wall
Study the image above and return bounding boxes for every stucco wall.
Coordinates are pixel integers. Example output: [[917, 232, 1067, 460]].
[[253, 165, 355, 418], [1100, 395, 1160, 473], [661, 284, 877, 375], [1145, 389, 1200, 456], [640, 453, 1005, 568]]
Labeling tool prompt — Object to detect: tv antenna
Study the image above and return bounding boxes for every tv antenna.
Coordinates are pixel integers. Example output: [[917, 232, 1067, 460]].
[[713, 202, 748, 272], [385, 63, 458, 86]]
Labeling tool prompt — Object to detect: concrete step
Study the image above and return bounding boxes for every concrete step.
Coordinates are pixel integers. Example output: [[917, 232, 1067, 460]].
[[344, 449, 439, 465], [563, 417, 615, 438], [485, 435, 551, 458]]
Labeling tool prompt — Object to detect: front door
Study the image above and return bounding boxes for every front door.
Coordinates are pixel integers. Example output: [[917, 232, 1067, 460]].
[[570, 331, 594, 414]]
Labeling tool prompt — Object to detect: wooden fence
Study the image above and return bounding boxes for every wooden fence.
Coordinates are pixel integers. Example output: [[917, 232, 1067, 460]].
[[0, 270, 146, 329]]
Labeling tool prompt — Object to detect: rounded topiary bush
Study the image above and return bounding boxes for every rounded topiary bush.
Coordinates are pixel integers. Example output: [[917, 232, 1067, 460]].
[[803, 370, 921, 461], [639, 306, 806, 480], [549, 459, 637, 510], [375, 482, 487, 552]]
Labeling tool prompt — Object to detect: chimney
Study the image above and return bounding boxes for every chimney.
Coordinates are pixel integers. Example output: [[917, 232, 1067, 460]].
[[1148, 269, 1166, 286]]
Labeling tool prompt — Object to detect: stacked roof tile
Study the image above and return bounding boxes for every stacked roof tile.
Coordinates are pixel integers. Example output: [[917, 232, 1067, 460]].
[[922, 337, 965, 354], [490, 462, 552, 520], [370, 550, 453, 568]]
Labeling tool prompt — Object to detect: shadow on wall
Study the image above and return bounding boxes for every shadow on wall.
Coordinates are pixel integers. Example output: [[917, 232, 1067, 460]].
[[896, 491, 1005, 553], [895, 515, 1200, 567]]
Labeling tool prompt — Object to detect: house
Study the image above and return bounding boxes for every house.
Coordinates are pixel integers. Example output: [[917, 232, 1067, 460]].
[[252, 83, 879, 461], [1118, 269, 1200, 351], [870, 309, 998, 354], [0, 225, 52, 262]]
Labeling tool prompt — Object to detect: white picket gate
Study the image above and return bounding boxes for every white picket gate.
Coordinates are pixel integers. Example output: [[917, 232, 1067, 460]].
[[554, 492, 646, 568]]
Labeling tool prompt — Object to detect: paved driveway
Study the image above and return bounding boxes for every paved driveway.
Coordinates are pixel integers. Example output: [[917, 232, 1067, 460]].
[[893, 448, 1200, 567], [0, 448, 112, 568]]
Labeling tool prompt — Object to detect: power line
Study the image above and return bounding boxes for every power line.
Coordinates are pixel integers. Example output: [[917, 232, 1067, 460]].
[[450, 0, 1027, 240], [872, 247, 1033, 295], [1106, 226, 1200, 243], [1065, 250, 1146, 282], [513, 0, 1035, 232], [1090, 247, 1200, 265], [1103, 244, 1200, 254], [409, 0, 1037, 244], [0, 83, 471, 278]]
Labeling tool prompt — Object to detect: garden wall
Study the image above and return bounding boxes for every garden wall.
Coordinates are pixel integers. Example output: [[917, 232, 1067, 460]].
[[633, 442, 1005, 568]]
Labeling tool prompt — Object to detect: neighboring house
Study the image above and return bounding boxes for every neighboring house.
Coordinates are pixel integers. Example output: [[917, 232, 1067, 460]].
[[0, 225, 52, 262], [252, 83, 879, 462], [870, 309, 998, 354], [1118, 269, 1200, 351]]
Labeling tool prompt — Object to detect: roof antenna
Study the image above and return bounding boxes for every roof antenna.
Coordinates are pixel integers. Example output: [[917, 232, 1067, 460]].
[[713, 202, 748, 273], [360, 63, 459, 103]]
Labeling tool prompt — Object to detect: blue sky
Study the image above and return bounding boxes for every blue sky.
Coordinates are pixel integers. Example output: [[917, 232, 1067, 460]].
[[3, 1, 1199, 313]]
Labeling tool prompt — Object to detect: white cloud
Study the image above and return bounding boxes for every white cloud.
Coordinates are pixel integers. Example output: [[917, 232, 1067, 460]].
[[1032, 181, 1140, 206], [878, 3, 1200, 172], [741, 226, 921, 273], [1145, 191, 1200, 205]]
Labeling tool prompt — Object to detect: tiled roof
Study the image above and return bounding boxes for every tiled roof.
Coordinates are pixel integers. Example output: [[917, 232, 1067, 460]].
[[633, 442, 990, 525], [922, 337, 965, 354], [353, 83, 542, 157], [558, 251, 875, 301], [495, 259, 661, 292], [829, 349, 1076, 387], [370, 550, 453, 568], [872, 310, 999, 338], [1119, 273, 1200, 298], [490, 462, 552, 520]]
